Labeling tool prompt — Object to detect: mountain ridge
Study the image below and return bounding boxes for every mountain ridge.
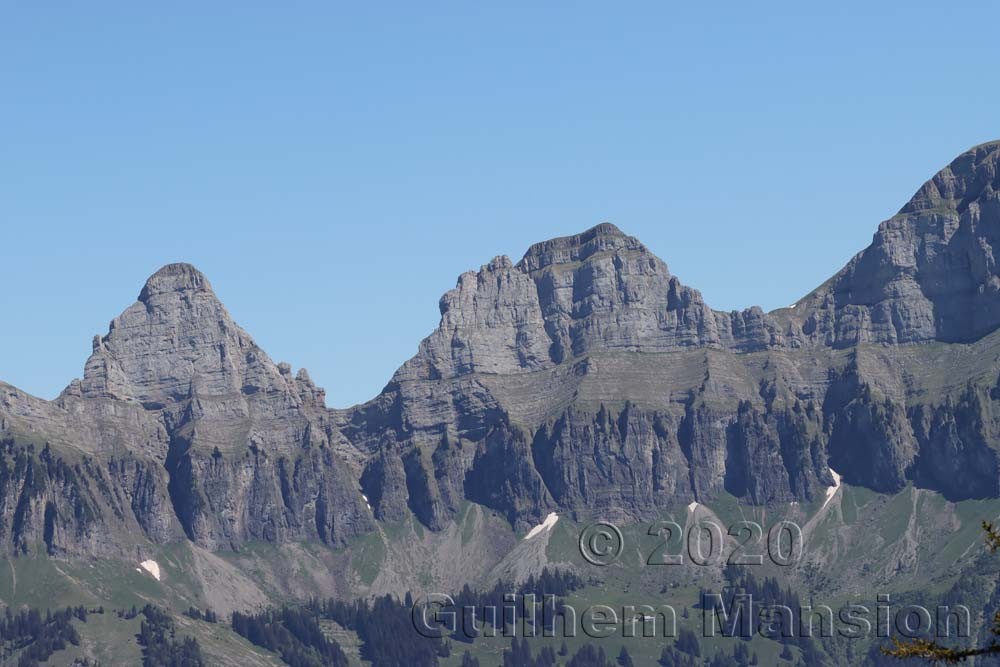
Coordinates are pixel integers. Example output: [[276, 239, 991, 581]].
[[1, 140, 1000, 562]]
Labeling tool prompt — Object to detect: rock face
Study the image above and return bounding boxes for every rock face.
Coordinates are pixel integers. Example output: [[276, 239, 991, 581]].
[[393, 223, 784, 386], [343, 140, 1000, 529], [2, 141, 1000, 558], [0, 265, 374, 556], [788, 141, 1000, 346]]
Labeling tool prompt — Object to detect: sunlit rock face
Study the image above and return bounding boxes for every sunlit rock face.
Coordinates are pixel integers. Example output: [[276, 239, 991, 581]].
[[3, 142, 1000, 558], [0, 263, 373, 556], [345, 141, 1000, 529]]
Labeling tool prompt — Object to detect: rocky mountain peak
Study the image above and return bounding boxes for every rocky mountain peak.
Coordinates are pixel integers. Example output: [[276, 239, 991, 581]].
[[138, 262, 213, 302], [791, 140, 1000, 346], [517, 222, 649, 273], [77, 264, 300, 413], [394, 219, 781, 384], [900, 140, 1000, 216]]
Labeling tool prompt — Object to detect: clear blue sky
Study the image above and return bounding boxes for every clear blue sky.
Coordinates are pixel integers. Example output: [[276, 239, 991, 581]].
[[2, 3, 998, 408]]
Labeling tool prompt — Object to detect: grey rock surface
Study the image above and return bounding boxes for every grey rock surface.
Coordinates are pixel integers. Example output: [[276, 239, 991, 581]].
[[786, 140, 1000, 346], [2, 141, 1000, 558], [0, 265, 374, 556], [343, 141, 1000, 529]]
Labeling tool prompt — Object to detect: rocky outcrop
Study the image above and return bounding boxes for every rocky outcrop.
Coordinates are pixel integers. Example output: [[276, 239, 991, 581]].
[[0, 438, 180, 558]]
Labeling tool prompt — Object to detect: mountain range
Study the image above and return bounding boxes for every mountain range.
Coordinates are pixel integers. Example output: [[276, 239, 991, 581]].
[[2, 140, 1000, 665]]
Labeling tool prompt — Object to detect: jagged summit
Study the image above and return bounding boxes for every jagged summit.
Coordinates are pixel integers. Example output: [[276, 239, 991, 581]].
[[969, 139, 1000, 151], [394, 220, 778, 385], [517, 222, 648, 273], [787, 139, 1000, 346], [79, 262, 326, 415], [899, 140, 1000, 215], [139, 262, 213, 302], [68, 139, 1000, 403]]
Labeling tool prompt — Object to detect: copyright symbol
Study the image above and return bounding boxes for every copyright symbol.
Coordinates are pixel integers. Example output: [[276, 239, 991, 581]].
[[578, 522, 624, 566]]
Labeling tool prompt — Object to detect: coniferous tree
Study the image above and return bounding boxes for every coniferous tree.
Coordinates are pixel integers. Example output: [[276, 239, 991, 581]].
[[881, 524, 1000, 663], [675, 627, 701, 656]]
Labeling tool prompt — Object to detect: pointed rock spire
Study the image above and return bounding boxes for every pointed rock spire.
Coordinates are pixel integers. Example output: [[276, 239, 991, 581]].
[[79, 264, 293, 408]]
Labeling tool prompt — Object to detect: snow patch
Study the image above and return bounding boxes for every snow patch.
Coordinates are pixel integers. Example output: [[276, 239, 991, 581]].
[[361, 493, 372, 511], [139, 559, 161, 581], [790, 303, 798, 309], [822, 468, 842, 509], [524, 512, 560, 540], [687, 501, 699, 513]]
